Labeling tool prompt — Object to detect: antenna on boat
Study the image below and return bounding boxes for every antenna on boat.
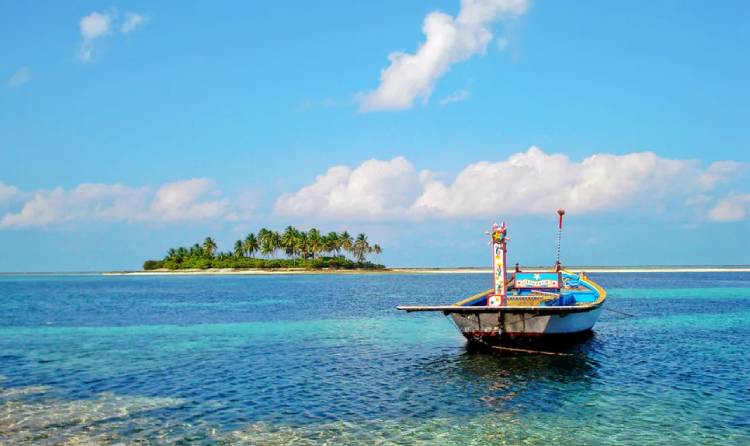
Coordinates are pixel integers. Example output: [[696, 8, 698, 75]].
[[556, 209, 565, 271]]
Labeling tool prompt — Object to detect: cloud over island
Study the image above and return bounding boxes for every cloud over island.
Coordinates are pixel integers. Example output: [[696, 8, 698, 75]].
[[1, 148, 747, 228]]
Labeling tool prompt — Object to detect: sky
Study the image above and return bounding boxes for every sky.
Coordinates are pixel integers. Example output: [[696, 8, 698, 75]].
[[1, 0, 749, 271]]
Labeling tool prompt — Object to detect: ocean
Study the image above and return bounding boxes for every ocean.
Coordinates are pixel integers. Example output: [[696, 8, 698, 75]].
[[1, 272, 749, 445]]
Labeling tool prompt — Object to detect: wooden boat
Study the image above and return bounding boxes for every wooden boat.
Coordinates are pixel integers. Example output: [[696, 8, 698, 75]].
[[397, 210, 607, 347]]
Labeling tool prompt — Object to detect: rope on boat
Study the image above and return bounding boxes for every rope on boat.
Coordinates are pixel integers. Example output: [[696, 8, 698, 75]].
[[473, 333, 574, 356], [481, 343, 574, 356], [604, 307, 636, 317]]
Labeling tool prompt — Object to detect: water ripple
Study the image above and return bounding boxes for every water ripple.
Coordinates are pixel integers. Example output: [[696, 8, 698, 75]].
[[0, 273, 749, 444]]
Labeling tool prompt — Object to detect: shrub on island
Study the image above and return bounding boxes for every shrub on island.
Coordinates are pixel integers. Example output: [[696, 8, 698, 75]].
[[143, 227, 385, 271], [142, 257, 384, 271]]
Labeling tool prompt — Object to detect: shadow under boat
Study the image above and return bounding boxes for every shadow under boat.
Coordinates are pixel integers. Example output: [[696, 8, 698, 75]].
[[463, 328, 596, 354]]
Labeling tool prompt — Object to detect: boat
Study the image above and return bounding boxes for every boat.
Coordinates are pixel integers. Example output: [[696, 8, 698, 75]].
[[397, 209, 607, 348]]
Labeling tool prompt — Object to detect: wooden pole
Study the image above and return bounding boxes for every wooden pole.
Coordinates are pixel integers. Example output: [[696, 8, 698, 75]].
[[556, 209, 565, 270]]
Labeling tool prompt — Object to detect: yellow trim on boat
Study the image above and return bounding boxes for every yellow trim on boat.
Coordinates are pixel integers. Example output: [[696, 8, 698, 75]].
[[454, 289, 492, 306], [453, 270, 606, 307], [563, 268, 607, 305]]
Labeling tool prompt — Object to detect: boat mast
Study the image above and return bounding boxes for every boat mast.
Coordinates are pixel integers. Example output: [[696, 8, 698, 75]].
[[556, 208, 565, 271], [488, 222, 509, 306]]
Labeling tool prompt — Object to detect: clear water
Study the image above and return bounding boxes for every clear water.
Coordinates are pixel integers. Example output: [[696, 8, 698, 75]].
[[1, 273, 749, 445]]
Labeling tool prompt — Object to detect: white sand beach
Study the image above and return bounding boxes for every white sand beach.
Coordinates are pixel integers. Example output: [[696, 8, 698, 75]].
[[103, 266, 750, 276]]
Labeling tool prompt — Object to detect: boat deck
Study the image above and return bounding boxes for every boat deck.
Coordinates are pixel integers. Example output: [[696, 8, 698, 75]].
[[397, 270, 606, 313]]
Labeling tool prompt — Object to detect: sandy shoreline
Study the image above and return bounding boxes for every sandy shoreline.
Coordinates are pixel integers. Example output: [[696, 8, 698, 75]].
[[102, 266, 750, 276]]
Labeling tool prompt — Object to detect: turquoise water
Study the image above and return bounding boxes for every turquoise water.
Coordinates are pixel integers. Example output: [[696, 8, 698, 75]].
[[1, 273, 749, 445]]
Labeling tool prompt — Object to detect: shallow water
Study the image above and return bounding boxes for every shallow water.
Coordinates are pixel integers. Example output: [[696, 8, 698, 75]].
[[1, 272, 749, 445]]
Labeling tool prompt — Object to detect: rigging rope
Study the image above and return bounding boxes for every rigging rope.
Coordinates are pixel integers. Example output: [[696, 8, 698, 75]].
[[604, 307, 636, 317], [478, 340, 574, 356]]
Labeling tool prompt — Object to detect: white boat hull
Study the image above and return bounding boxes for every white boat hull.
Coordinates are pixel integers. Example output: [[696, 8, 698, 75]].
[[449, 305, 603, 343]]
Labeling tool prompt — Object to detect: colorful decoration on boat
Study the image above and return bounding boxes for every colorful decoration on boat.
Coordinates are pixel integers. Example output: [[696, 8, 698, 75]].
[[488, 294, 503, 306], [489, 222, 509, 306], [514, 272, 562, 289], [492, 227, 506, 243]]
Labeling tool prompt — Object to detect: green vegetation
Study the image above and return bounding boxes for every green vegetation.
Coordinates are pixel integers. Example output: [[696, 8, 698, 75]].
[[143, 227, 385, 270]]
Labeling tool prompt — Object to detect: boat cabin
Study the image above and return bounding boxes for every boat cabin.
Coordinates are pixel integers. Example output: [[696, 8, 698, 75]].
[[506, 271, 574, 306]]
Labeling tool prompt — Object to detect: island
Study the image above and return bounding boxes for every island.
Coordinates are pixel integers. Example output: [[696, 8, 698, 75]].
[[143, 227, 385, 271]]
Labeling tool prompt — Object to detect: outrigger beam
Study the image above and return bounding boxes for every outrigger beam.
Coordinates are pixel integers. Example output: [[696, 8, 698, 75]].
[[396, 304, 601, 313], [397, 305, 495, 312]]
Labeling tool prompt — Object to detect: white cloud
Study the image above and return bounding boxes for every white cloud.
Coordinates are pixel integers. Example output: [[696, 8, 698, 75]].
[[0, 181, 21, 203], [708, 194, 750, 222], [79, 10, 147, 61], [1, 183, 147, 227], [439, 89, 470, 105], [80, 11, 112, 61], [275, 157, 422, 219], [0, 179, 233, 228], [150, 179, 229, 222], [7, 67, 30, 87], [413, 147, 710, 217], [274, 147, 745, 221], [699, 160, 747, 188], [357, 0, 528, 112], [4, 151, 745, 228], [81, 12, 111, 38], [121, 12, 146, 33]]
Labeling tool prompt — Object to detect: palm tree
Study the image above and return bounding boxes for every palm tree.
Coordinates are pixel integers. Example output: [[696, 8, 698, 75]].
[[244, 233, 259, 258], [307, 228, 323, 258], [202, 237, 217, 258], [234, 240, 245, 258], [270, 230, 282, 258], [296, 230, 309, 259], [258, 228, 281, 258], [166, 248, 178, 260], [353, 233, 370, 262], [340, 231, 353, 259], [190, 243, 202, 257], [257, 228, 272, 258], [175, 247, 188, 265], [372, 244, 382, 257], [281, 226, 299, 259], [324, 232, 340, 257]]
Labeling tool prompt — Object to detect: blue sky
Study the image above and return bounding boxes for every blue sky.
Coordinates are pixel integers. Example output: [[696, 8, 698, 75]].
[[1, 0, 749, 271]]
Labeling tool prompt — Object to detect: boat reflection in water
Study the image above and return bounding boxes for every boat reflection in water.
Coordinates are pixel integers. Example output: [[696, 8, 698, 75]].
[[403, 336, 601, 418]]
